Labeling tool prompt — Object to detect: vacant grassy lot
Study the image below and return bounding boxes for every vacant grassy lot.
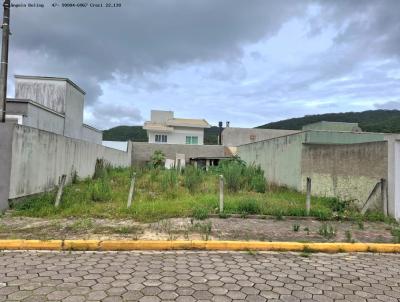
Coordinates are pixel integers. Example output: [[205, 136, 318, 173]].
[[11, 160, 388, 223]]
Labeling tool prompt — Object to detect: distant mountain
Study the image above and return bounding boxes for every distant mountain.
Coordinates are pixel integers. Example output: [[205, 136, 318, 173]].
[[258, 110, 400, 133], [103, 125, 221, 144]]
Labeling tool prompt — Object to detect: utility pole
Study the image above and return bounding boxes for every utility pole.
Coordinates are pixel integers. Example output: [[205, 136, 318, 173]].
[[0, 0, 10, 123]]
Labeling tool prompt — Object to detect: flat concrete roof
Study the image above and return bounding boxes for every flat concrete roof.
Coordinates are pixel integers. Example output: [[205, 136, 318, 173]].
[[15, 75, 86, 95]]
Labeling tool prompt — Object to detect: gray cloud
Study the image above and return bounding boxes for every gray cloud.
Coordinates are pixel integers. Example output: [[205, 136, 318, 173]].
[[89, 103, 143, 129], [8, 0, 400, 128], [374, 101, 400, 110], [9, 0, 308, 104]]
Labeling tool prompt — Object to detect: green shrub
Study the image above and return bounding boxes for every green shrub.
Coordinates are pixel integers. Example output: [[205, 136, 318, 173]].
[[151, 150, 166, 168], [91, 179, 112, 202], [237, 199, 261, 215], [192, 207, 209, 220], [326, 197, 352, 213], [183, 166, 204, 193]]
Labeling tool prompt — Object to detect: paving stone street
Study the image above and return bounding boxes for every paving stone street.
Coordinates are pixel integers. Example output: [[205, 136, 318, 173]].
[[1, 251, 400, 302]]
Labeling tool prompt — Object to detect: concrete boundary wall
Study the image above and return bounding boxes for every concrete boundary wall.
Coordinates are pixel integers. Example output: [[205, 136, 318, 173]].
[[301, 142, 388, 208], [131, 142, 226, 166], [0, 124, 15, 210], [0, 124, 131, 206], [238, 132, 306, 190]]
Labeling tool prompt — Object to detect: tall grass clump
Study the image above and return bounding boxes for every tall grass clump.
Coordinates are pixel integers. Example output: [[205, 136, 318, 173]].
[[93, 158, 112, 180], [183, 165, 204, 193], [159, 169, 179, 198], [220, 159, 244, 192], [218, 157, 266, 193], [237, 199, 261, 215], [90, 178, 112, 202]]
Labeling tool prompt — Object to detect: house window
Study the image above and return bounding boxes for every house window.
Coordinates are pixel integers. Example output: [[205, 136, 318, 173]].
[[155, 134, 167, 143], [186, 136, 198, 145]]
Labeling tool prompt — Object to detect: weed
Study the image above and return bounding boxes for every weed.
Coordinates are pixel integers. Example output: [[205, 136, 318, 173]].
[[183, 166, 204, 193], [250, 174, 266, 193], [192, 207, 209, 220], [91, 179, 112, 202], [218, 212, 230, 219], [114, 225, 140, 235], [301, 245, 315, 256], [67, 218, 94, 232], [221, 161, 243, 192], [274, 210, 284, 220], [292, 223, 300, 232], [71, 169, 79, 184], [193, 222, 212, 241], [304, 227, 310, 235], [93, 158, 112, 180], [318, 223, 336, 239], [299, 252, 311, 258], [391, 228, 400, 243], [160, 170, 178, 195], [345, 230, 354, 243], [246, 249, 258, 256], [357, 220, 365, 230], [237, 199, 261, 215]]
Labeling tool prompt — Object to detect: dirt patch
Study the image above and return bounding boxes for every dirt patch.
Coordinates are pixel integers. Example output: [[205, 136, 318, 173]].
[[0, 213, 396, 243]]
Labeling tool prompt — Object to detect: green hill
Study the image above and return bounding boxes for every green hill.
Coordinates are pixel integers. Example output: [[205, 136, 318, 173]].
[[103, 125, 220, 144], [258, 110, 400, 133]]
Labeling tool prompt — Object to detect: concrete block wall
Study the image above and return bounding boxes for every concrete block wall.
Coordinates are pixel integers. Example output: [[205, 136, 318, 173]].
[[0, 124, 132, 210], [131, 142, 226, 166], [301, 141, 388, 208]]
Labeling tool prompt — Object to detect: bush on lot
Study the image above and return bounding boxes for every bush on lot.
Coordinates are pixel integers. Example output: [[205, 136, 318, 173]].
[[151, 150, 166, 168]]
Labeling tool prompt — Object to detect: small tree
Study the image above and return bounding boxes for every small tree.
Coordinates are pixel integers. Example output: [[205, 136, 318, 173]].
[[151, 150, 166, 168]]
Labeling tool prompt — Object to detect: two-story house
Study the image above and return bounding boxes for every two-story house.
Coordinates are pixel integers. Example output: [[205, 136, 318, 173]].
[[143, 110, 210, 145]]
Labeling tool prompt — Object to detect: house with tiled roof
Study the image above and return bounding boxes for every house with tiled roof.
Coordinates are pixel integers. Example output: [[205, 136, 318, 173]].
[[143, 110, 211, 145]]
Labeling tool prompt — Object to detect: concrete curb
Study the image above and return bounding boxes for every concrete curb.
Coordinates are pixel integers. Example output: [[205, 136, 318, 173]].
[[0, 240, 400, 253]]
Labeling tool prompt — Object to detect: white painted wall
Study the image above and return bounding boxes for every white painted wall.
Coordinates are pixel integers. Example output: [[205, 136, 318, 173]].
[[148, 127, 205, 145]]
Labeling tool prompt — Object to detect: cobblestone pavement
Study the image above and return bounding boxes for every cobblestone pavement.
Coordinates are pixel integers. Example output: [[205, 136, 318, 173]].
[[1, 251, 400, 302]]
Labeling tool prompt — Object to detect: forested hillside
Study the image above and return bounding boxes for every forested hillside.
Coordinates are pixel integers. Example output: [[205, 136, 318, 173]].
[[258, 110, 400, 133]]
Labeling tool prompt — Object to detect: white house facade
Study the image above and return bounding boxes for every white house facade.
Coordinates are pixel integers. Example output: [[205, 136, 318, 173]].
[[143, 110, 211, 145]]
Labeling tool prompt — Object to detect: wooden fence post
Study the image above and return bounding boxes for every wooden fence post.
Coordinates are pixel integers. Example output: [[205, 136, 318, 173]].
[[381, 178, 388, 217], [54, 174, 67, 208], [127, 172, 136, 208], [306, 177, 311, 215], [219, 175, 224, 213]]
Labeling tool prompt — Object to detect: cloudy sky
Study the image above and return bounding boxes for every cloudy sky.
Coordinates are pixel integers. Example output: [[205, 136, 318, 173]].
[[9, 0, 400, 129]]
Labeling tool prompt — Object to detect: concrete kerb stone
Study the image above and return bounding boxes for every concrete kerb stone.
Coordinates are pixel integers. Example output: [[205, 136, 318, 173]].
[[1, 240, 400, 253]]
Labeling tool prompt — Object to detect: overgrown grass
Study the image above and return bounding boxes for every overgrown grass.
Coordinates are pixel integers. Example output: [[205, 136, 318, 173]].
[[10, 164, 390, 223]]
